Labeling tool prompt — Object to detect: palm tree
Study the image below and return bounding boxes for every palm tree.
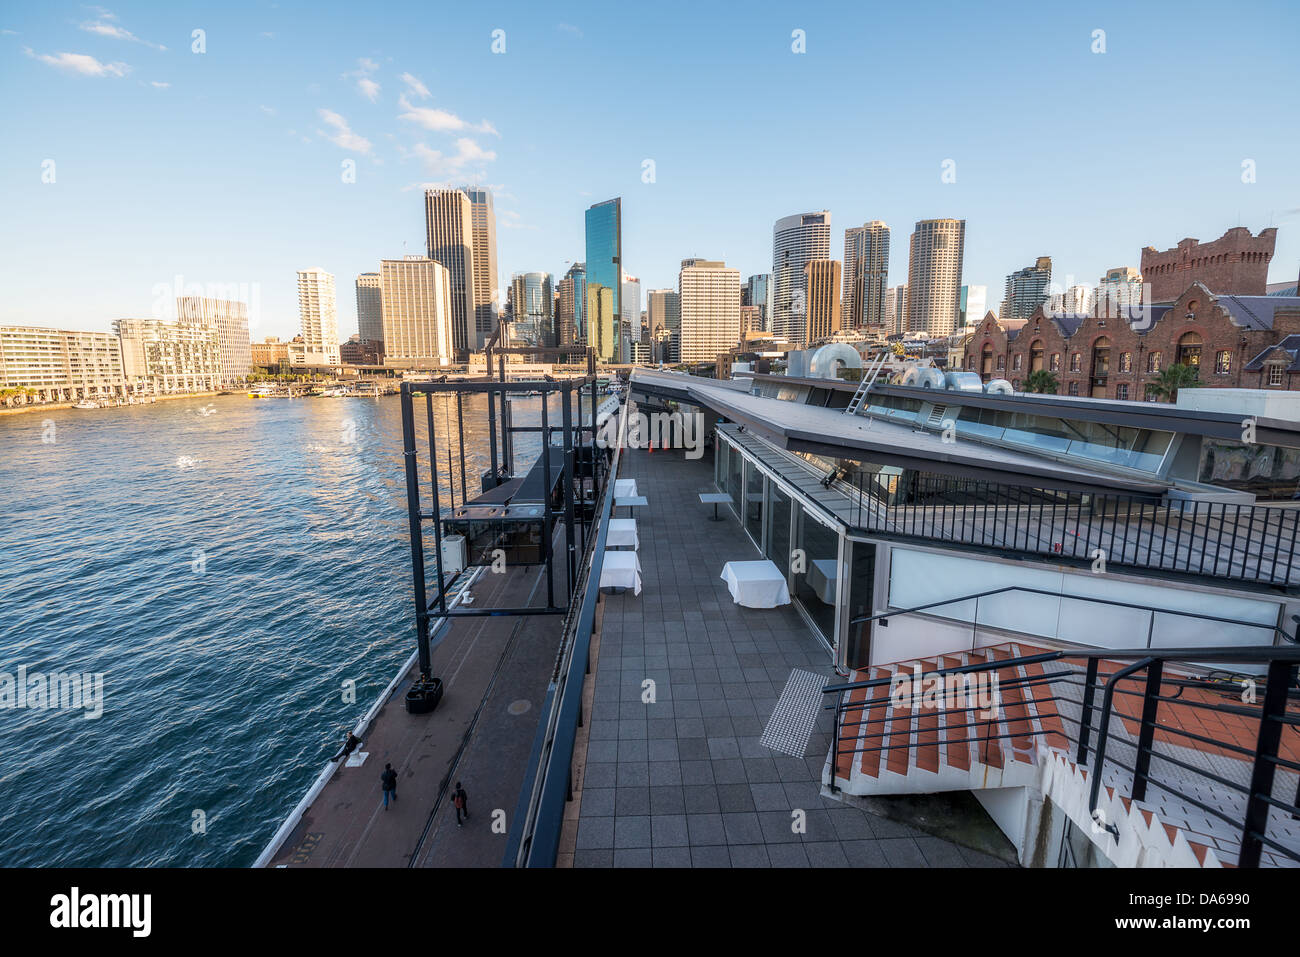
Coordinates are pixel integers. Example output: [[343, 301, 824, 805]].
[[1144, 362, 1200, 403], [1022, 369, 1059, 394]]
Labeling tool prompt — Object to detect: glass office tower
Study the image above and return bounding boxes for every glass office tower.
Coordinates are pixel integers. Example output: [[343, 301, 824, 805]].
[[584, 198, 622, 362]]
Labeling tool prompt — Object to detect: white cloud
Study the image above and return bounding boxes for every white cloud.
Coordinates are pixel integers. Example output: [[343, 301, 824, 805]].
[[409, 137, 497, 176], [557, 23, 583, 38], [397, 94, 497, 136], [400, 72, 430, 99], [79, 14, 166, 51], [260, 104, 276, 115], [357, 77, 380, 102], [317, 109, 373, 154], [24, 47, 130, 77], [343, 58, 382, 103], [150, 80, 169, 88]]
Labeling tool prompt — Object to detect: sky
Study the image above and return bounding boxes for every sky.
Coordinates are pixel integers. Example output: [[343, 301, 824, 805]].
[[2, 0, 1298, 342]]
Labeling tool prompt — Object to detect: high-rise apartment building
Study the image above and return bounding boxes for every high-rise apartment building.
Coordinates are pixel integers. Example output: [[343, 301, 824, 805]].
[[842, 221, 890, 331], [906, 219, 965, 336], [772, 211, 831, 343], [678, 259, 740, 364], [424, 187, 478, 360], [462, 187, 500, 349], [296, 267, 341, 367], [557, 262, 586, 346], [585, 199, 622, 363], [1001, 256, 1053, 320], [509, 271, 554, 347], [803, 259, 843, 345], [1049, 284, 1095, 315], [0, 326, 126, 402], [356, 273, 384, 344], [742, 274, 772, 332], [884, 284, 910, 336], [114, 317, 221, 394], [739, 305, 764, 340], [1097, 266, 1143, 314], [621, 271, 641, 358], [176, 296, 250, 388], [380, 257, 454, 369]]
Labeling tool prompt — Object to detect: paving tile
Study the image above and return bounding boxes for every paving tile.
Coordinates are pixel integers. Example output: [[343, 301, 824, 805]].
[[652, 846, 693, 868], [576, 817, 614, 850], [766, 843, 811, 867], [690, 845, 731, 868], [652, 814, 690, 848], [613, 848, 652, 868], [722, 811, 764, 845], [579, 787, 616, 817], [728, 844, 771, 867], [878, 837, 928, 867], [686, 812, 726, 846], [804, 842, 850, 867], [613, 816, 652, 849]]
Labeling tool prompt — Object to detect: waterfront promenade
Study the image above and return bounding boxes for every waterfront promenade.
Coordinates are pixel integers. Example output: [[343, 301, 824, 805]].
[[560, 445, 1014, 866]]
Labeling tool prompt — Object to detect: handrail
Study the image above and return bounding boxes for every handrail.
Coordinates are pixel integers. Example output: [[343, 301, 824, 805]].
[[506, 392, 629, 867]]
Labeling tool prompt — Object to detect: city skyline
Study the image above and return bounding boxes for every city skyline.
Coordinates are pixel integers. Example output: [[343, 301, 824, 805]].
[[3, 2, 1298, 341]]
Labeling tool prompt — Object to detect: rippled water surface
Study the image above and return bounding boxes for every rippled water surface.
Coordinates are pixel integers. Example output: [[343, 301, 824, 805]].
[[0, 392, 538, 866]]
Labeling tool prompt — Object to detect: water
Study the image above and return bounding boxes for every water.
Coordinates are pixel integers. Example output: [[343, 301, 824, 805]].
[[0, 391, 544, 866]]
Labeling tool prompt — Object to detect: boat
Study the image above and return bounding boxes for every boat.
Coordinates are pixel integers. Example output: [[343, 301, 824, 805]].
[[247, 386, 278, 399], [73, 400, 98, 410]]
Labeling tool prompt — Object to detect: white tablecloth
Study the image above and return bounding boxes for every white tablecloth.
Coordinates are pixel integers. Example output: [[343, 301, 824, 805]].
[[807, 559, 838, 605], [614, 478, 638, 498], [600, 550, 642, 595], [607, 518, 639, 549], [720, 560, 790, 608]]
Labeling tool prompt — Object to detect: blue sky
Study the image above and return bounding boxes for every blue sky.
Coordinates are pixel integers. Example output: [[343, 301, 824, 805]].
[[2, 0, 1298, 341]]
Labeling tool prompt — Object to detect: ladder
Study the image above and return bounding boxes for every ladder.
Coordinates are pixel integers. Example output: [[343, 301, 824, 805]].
[[844, 353, 889, 415]]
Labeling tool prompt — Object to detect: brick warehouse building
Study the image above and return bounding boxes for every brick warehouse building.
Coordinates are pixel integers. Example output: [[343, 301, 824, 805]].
[[964, 281, 1300, 399], [1140, 226, 1276, 303]]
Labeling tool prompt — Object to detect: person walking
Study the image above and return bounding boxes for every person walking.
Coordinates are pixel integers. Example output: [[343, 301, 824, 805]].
[[452, 782, 469, 827], [380, 763, 398, 809], [330, 731, 361, 763]]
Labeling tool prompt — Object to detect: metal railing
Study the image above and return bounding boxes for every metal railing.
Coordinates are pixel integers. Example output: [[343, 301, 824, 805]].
[[844, 470, 1300, 587], [505, 396, 629, 867], [824, 599, 1300, 865]]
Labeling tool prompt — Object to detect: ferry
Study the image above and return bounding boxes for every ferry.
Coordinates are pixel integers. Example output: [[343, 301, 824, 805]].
[[247, 386, 278, 399], [73, 399, 99, 410]]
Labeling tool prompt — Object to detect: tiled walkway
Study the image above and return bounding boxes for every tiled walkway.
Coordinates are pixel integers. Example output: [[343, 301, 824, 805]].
[[567, 445, 1011, 867]]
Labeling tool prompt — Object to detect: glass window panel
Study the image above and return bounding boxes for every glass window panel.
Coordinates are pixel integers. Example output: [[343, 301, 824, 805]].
[[792, 504, 839, 642]]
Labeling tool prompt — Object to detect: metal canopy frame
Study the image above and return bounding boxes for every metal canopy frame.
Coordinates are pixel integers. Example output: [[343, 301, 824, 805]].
[[399, 355, 606, 684]]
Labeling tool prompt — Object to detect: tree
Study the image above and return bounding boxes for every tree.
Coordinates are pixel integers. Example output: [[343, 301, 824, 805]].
[[1022, 369, 1059, 395], [1144, 362, 1200, 403]]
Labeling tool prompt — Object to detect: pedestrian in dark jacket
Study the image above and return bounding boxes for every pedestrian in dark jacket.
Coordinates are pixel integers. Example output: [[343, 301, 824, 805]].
[[381, 763, 398, 809], [453, 782, 469, 826], [330, 731, 361, 763]]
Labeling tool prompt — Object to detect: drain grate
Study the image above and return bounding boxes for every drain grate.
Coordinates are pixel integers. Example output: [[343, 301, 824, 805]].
[[761, 669, 825, 757]]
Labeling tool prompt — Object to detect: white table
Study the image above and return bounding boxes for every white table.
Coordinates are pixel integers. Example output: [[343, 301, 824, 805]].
[[600, 550, 642, 595], [614, 479, 638, 498], [614, 494, 647, 518], [607, 518, 639, 550], [699, 491, 732, 521], [807, 558, 838, 605], [720, 560, 791, 608]]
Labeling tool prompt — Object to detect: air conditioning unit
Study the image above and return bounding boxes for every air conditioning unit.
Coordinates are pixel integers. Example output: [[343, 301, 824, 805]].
[[441, 535, 467, 577]]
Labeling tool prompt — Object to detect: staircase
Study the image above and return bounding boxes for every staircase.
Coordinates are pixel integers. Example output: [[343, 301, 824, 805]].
[[822, 641, 1300, 868], [843, 353, 889, 416]]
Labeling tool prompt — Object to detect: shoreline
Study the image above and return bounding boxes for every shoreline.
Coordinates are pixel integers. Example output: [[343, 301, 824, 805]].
[[0, 391, 227, 418]]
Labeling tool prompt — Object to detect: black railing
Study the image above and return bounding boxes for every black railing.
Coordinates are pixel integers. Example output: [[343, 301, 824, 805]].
[[824, 635, 1300, 867], [505, 397, 628, 868], [846, 469, 1300, 587]]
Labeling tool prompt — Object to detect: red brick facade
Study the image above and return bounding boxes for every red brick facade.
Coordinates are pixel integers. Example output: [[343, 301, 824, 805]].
[[1140, 227, 1276, 302], [963, 282, 1300, 399]]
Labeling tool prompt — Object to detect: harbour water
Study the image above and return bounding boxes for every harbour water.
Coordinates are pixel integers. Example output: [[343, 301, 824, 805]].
[[0, 391, 537, 866]]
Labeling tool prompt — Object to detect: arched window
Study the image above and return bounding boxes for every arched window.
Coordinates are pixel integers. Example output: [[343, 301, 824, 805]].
[[1030, 340, 1044, 372], [1177, 332, 1202, 368], [981, 344, 993, 378], [1091, 336, 1111, 379]]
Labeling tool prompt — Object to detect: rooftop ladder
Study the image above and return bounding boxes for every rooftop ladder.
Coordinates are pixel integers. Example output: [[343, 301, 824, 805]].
[[844, 353, 888, 415]]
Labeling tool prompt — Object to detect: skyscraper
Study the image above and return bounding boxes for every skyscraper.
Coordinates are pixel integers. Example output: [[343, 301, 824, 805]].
[[176, 296, 250, 388], [678, 259, 740, 364], [355, 273, 383, 343], [842, 221, 890, 331], [803, 259, 842, 345], [621, 271, 641, 354], [883, 284, 909, 336], [772, 211, 831, 343], [296, 267, 341, 366], [509, 271, 554, 346], [462, 186, 500, 349], [379, 257, 453, 369], [647, 288, 680, 363], [959, 284, 988, 327], [742, 274, 772, 332], [906, 219, 965, 336], [1097, 266, 1143, 314], [1001, 256, 1053, 320], [557, 262, 586, 346], [585, 199, 622, 363], [424, 187, 477, 360]]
